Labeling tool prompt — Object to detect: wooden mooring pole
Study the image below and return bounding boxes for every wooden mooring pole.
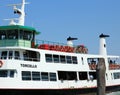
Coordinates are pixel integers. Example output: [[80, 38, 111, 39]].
[[96, 58, 106, 95]]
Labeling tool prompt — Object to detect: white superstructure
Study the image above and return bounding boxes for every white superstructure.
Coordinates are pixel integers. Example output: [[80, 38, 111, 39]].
[[0, 0, 119, 95]]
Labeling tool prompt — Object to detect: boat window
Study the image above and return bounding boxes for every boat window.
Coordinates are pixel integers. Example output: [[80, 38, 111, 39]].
[[41, 72, 49, 81], [22, 71, 31, 80], [19, 30, 24, 39], [9, 70, 15, 77], [58, 71, 66, 80], [23, 50, 40, 62], [21, 71, 57, 81], [0, 70, 16, 78], [8, 51, 13, 59], [89, 72, 96, 80], [72, 56, 78, 64], [87, 58, 98, 64], [15, 51, 20, 59], [0, 70, 7, 77], [53, 54, 59, 63], [87, 58, 99, 70], [45, 54, 53, 62], [49, 73, 57, 81], [7, 30, 18, 39], [58, 71, 77, 80], [32, 71, 40, 81], [1, 51, 7, 59], [23, 31, 28, 40], [23, 31, 33, 40], [0, 30, 7, 40], [60, 55, 66, 63], [0, 30, 18, 40], [81, 57, 84, 65], [23, 51, 29, 61], [67, 72, 77, 80], [0, 51, 20, 60], [113, 72, 120, 79], [19, 30, 33, 40], [79, 72, 88, 80], [108, 57, 120, 70], [45, 54, 77, 64], [66, 56, 72, 64]]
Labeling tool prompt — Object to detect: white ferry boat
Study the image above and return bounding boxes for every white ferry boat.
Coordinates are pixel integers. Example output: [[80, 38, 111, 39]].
[[0, 0, 120, 95]]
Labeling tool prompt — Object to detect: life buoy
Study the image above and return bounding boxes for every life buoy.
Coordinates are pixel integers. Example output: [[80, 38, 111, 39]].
[[0, 60, 3, 67]]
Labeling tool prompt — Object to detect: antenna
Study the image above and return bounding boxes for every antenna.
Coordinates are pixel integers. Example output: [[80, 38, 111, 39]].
[[7, 0, 29, 26], [7, 2, 30, 7]]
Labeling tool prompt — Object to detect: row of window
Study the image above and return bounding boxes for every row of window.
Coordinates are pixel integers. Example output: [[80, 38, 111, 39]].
[[0, 70, 119, 82], [1, 50, 78, 64], [1, 51, 20, 59], [45, 54, 78, 64], [0, 50, 40, 62], [22, 71, 97, 81], [0, 51, 78, 64], [0, 30, 34, 41], [0, 70, 16, 78], [22, 71, 57, 81], [0, 70, 95, 81], [58, 71, 96, 81]]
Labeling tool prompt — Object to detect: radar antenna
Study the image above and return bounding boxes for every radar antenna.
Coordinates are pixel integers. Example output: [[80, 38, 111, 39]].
[[7, 0, 29, 26]]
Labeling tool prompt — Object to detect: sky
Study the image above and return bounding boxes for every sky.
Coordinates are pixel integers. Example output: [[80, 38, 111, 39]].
[[0, 0, 120, 55]]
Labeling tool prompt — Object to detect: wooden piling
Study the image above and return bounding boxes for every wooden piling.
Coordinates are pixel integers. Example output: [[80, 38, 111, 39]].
[[96, 58, 106, 95]]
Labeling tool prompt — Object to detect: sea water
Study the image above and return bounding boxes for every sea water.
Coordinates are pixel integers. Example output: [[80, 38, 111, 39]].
[[106, 91, 120, 95]]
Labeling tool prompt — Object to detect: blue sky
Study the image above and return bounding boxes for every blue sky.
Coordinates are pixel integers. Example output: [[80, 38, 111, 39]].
[[0, 0, 120, 55]]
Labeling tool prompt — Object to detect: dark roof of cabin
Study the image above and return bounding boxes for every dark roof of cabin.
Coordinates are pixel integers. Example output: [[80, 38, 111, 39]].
[[0, 25, 40, 34]]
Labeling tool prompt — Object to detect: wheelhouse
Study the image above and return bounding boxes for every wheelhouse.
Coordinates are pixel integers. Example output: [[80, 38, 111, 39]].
[[0, 25, 39, 48]]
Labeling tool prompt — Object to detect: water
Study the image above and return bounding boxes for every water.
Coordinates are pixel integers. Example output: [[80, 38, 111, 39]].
[[107, 91, 120, 95]]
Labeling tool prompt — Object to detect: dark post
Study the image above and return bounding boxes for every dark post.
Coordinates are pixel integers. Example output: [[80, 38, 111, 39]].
[[96, 58, 106, 95]]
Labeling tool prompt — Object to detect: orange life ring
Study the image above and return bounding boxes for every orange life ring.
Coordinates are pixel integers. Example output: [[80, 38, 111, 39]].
[[0, 60, 3, 67]]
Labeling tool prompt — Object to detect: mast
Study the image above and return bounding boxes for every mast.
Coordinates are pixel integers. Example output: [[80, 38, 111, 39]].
[[0, 0, 39, 48], [18, 0, 25, 25], [7, 0, 29, 26], [99, 34, 109, 55]]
